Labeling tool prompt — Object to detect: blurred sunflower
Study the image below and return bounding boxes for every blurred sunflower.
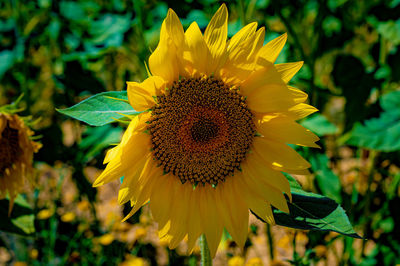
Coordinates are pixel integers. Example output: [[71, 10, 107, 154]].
[[93, 4, 318, 256], [0, 112, 41, 212]]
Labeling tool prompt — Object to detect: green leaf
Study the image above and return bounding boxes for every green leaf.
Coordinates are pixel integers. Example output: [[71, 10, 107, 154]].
[[79, 124, 123, 162], [310, 154, 342, 202], [301, 114, 339, 136], [60, 1, 86, 22], [57, 91, 140, 126], [345, 91, 400, 152], [322, 16, 342, 37], [266, 174, 360, 238], [87, 14, 131, 47], [376, 19, 400, 45], [0, 195, 35, 236], [0, 50, 15, 78]]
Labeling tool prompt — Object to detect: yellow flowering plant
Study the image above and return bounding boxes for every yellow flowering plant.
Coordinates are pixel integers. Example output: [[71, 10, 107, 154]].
[[59, 4, 358, 262], [0, 96, 40, 235]]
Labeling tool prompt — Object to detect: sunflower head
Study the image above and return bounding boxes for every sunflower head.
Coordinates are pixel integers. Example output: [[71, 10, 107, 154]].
[[0, 112, 41, 212], [94, 4, 319, 257]]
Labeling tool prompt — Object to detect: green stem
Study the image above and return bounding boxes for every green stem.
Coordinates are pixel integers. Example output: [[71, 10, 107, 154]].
[[292, 231, 298, 261], [200, 234, 212, 266], [361, 150, 378, 257], [266, 223, 274, 260]]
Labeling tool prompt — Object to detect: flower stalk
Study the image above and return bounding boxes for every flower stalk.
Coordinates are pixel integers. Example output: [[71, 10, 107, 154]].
[[200, 234, 212, 266]]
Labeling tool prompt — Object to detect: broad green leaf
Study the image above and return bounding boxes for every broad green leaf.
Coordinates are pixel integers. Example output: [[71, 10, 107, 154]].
[[0, 50, 15, 78], [345, 91, 400, 152], [301, 114, 339, 136], [57, 91, 140, 126], [266, 174, 360, 238], [60, 1, 86, 22], [376, 19, 400, 45], [87, 14, 131, 47], [79, 124, 123, 162], [322, 16, 342, 37], [0, 195, 35, 235], [310, 154, 342, 202]]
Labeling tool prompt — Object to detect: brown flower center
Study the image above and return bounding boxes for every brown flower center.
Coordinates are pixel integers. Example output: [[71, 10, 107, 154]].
[[0, 121, 22, 175], [148, 77, 255, 186]]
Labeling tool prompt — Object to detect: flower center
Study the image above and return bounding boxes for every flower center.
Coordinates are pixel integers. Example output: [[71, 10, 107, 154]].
[[191, 119, 219, 143], [0, 121, 21, 175], [148, 77, 255, 186]]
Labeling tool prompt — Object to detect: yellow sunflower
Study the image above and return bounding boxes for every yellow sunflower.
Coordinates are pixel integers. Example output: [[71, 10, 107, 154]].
[[0, 112, 41, 212], [93, 4, 319, 257]]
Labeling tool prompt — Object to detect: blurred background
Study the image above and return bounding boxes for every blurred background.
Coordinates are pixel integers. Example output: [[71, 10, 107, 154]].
[[0, 0, 400, 265]]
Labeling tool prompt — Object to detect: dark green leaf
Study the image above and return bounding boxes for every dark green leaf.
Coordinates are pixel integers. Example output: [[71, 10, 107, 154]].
[[79, 124, 123, 162], [301, 114, 338, 136], [0, 196, 35, 236], [57, 91, 140, 126], [60, 1, 86, 21], [0, 50, 15, 78], [310, 154, 342, 202], [268, 175, 360, 238], [345, 91, 400, 151], [87, 14, 131, 47]]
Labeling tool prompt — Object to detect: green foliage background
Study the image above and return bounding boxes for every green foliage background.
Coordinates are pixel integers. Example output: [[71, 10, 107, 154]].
[[1, 0, 400, 265]]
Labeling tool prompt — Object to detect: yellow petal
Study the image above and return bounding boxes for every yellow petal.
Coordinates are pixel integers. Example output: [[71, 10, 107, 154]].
[[252, 27, 266, 60], [275, 61, 304, 83], [240, 164, 289, 212], [251, 201, 275, 225], [164, 9, 184, 47], [122, 171, 157, 222], [127, 76, 166, 111], [104, 115, 144, 164], [285, 103, 318, 120], [257, 116, 320, 148], [256, 33, 287, 66], [93, 132, 151, 187], [118, 158, 147, 205], [204, 4, 228, 74], [226, 22, 258, 60], [167, 181, 195, 249], [182, 22, 211, 76], [219, 23, 260, 84], [150, 175, 175, 229], [149, 15, 179, 84], [122, 195, 148, 222], [216, 179, 249, 248], [104, 145, 120, 165], [235, 176, 275, 224], [243, 152, 291, 199], [186, 188, 202, 253], [158, 220, 171, 239], [246, 84, 297, 113], [199, 187, 223, 258], [240, 61, 284, 95], [253, 137, 311, 173], [118, 154, 154, 205], [289, 86, 308, 103]]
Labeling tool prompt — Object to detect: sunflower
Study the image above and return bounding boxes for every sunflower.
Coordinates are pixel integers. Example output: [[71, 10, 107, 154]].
[[0, 112, 41, 212], [93, 4, 319, 256]]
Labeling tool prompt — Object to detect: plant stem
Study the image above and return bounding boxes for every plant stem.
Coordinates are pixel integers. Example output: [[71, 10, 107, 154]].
[[361, 150, 378, 257], [266, 223, 274, 261], [200, 234, 212, 266]]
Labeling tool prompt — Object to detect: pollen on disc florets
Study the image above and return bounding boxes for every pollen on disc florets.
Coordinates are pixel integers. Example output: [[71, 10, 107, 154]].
[[148, 76, 255, 186], [0, 121, 22, 175]]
